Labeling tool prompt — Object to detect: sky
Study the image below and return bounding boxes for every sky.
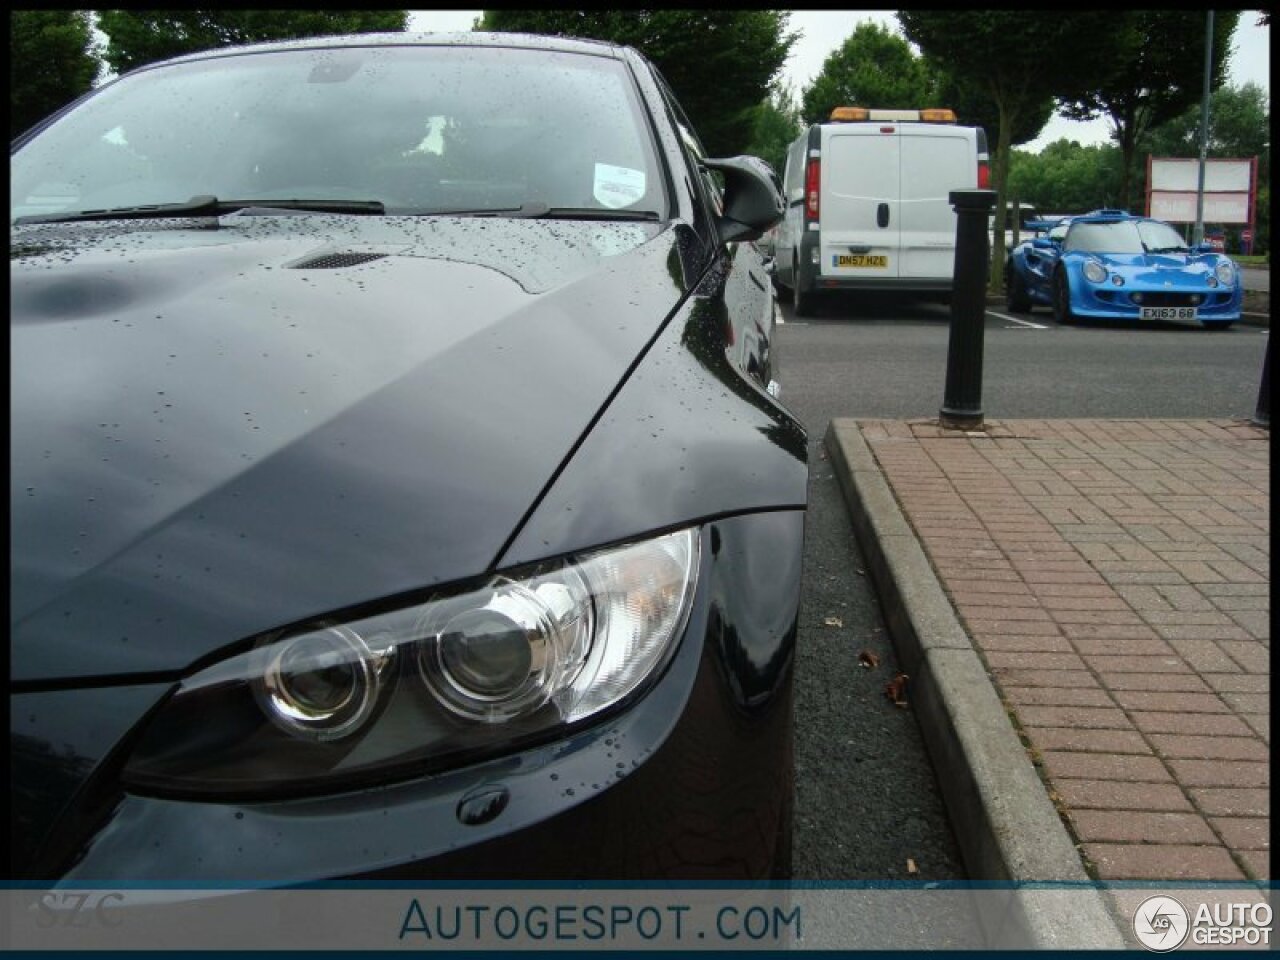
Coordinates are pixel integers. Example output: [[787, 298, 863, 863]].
[[406, 9, 1271, 154]]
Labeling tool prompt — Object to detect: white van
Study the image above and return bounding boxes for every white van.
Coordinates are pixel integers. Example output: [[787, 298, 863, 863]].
[[774, 107, 989, 315]]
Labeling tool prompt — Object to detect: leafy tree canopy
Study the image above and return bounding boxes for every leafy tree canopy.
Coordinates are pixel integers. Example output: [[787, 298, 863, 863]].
[[97, 10, 408, 75], [743, 82, 802, 178], [800, 22, 933, 123], [11, 10, 98, 138], [477, 10, 796, 157], [798, 20, 1053, 146], [1143, 82, 1269, 171], [897, 11, 1120, 289], [1008, 140, 1126, 214], [930, 68, 1054, 150], [1056, 10, 1240, 210]]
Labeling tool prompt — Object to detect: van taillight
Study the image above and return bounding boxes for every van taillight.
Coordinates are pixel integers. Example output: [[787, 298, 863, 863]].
[[978, 160, 990, 189], [805, 158, 820, 219]]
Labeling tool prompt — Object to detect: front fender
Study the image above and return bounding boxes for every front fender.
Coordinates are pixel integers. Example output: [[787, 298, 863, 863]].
[[498, 282, 808, 569]]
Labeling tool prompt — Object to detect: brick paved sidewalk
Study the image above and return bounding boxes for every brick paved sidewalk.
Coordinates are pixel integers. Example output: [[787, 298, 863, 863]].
[[856, 417, 1270, 883]]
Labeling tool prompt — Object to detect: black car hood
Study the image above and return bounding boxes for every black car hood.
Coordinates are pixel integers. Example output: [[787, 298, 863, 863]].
[[11, 214, 685, 682]]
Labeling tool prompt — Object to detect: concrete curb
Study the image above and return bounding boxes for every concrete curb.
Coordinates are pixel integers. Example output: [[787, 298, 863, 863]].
[[824, 419, 1128, 950]]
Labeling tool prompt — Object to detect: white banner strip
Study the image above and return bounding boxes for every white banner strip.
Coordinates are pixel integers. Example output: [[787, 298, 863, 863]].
[[3, 885, 1274, 951]]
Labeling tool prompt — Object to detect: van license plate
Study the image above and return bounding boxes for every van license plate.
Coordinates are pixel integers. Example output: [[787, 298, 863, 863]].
[[1139, 306, 1197, 320], [835, 255, 888, 268]]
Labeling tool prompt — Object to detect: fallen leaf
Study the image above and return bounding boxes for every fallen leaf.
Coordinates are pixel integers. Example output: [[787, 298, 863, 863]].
[[854, 568, 865, 576], [885, 673, 909, 707], [858, 650, 880, 670], [823, 616, 843, 628], [907, 858, 919, 875]]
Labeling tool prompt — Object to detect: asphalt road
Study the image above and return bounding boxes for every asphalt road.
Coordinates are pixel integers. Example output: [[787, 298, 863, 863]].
[[792, 447, 967, 881], [777, 291, 1268, 428], [776, 288, 1268, 882]]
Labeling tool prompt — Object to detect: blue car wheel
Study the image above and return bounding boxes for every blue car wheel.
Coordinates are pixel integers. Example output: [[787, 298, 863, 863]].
[[1006, 262, 1032, 312], [1052, 270, 1075, 325]]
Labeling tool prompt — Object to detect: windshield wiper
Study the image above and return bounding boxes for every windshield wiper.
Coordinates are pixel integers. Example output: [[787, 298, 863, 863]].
[[14, 195, 385, 225], [411, 202, 554, 218], [1148, 246, 1189, 254], [409, 202, 661, 222], [534, 206, 661, 222]]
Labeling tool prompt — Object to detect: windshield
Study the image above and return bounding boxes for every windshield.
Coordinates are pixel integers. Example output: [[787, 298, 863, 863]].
[[1136, 219, 1190, 253], [11, 44, 666, 221], [1064, 219, 1189, 255]]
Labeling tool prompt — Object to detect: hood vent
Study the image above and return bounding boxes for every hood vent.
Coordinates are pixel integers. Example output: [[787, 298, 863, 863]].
[[288, 252, 387, 270]]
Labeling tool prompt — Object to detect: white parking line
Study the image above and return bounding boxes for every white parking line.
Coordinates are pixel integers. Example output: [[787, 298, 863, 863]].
[[987, 309, 1049, 329]]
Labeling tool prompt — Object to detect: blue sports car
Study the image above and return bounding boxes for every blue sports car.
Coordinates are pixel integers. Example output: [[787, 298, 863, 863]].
[[1004, 209, 1243, 328]]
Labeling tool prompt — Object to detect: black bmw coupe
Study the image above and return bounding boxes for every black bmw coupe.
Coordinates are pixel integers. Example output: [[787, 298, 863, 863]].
[[10, 32, 807, 884]]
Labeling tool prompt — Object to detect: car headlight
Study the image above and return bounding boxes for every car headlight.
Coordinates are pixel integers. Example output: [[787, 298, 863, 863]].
[[123, 528, 700, 796], [1215, 261, 1236, 285], [1083, 260, 1107, 284]]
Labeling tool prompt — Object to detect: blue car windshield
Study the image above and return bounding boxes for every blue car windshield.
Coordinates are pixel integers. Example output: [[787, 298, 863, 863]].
[[11, 44, 667, 221], [1064, 219, 1189, 255], [1136, 219, 1191, 253]]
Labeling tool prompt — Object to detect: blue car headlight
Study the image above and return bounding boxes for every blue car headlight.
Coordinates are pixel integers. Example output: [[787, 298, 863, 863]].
[[1215, 261, 1236, 286], [1083, 260, 1108, 284], [123, 528, 700, 796]]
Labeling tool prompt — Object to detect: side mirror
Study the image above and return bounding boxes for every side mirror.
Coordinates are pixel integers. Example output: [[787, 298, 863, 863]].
[[1031, 237, 1055, 250], [703, 156, 784, 244]]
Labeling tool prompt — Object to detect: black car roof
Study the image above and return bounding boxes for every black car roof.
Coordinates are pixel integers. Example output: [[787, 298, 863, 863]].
[[130, 31, 631, 74]]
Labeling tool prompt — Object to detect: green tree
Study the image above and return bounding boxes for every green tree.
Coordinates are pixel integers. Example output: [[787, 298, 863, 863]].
[[931, 69, 1054, 152], [477, 10, 796, 157], [744, 82, 801, 178], [1143, 82, 1269, 168], [97, 10, 408, 75], [11, 10, 99, 138], [800, 22, 933, 123], [1056, 10, 1240, 213], [897, 11, 1120, 291], [1008, 140, 1126, 214]]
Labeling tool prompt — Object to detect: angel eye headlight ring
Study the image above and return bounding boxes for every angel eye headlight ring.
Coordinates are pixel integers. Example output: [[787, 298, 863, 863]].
[[253, 625, 391, 742], [416, 579, 582, 723]]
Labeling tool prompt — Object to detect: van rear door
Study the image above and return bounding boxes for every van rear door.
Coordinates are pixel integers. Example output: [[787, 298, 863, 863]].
[[899, 128, 977, 280], [821, 126, 900, 280]]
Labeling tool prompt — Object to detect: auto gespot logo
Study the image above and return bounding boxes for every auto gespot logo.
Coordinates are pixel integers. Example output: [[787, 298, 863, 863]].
[[1133, 895, 1273, 951]]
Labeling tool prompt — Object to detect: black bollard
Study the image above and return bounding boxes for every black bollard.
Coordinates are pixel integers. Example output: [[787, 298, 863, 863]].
[[940, 189, 998, 430], [1252, 331, 1270, 428]]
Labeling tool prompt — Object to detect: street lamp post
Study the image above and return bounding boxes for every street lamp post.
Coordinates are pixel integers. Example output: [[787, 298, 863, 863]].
[[1192, 9, 1214, 246]]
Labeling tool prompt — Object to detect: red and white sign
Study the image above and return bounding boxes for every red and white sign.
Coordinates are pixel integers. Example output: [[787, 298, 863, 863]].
[[1146, 157, 1256, 226], [1149, 191, 1250, 223]]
